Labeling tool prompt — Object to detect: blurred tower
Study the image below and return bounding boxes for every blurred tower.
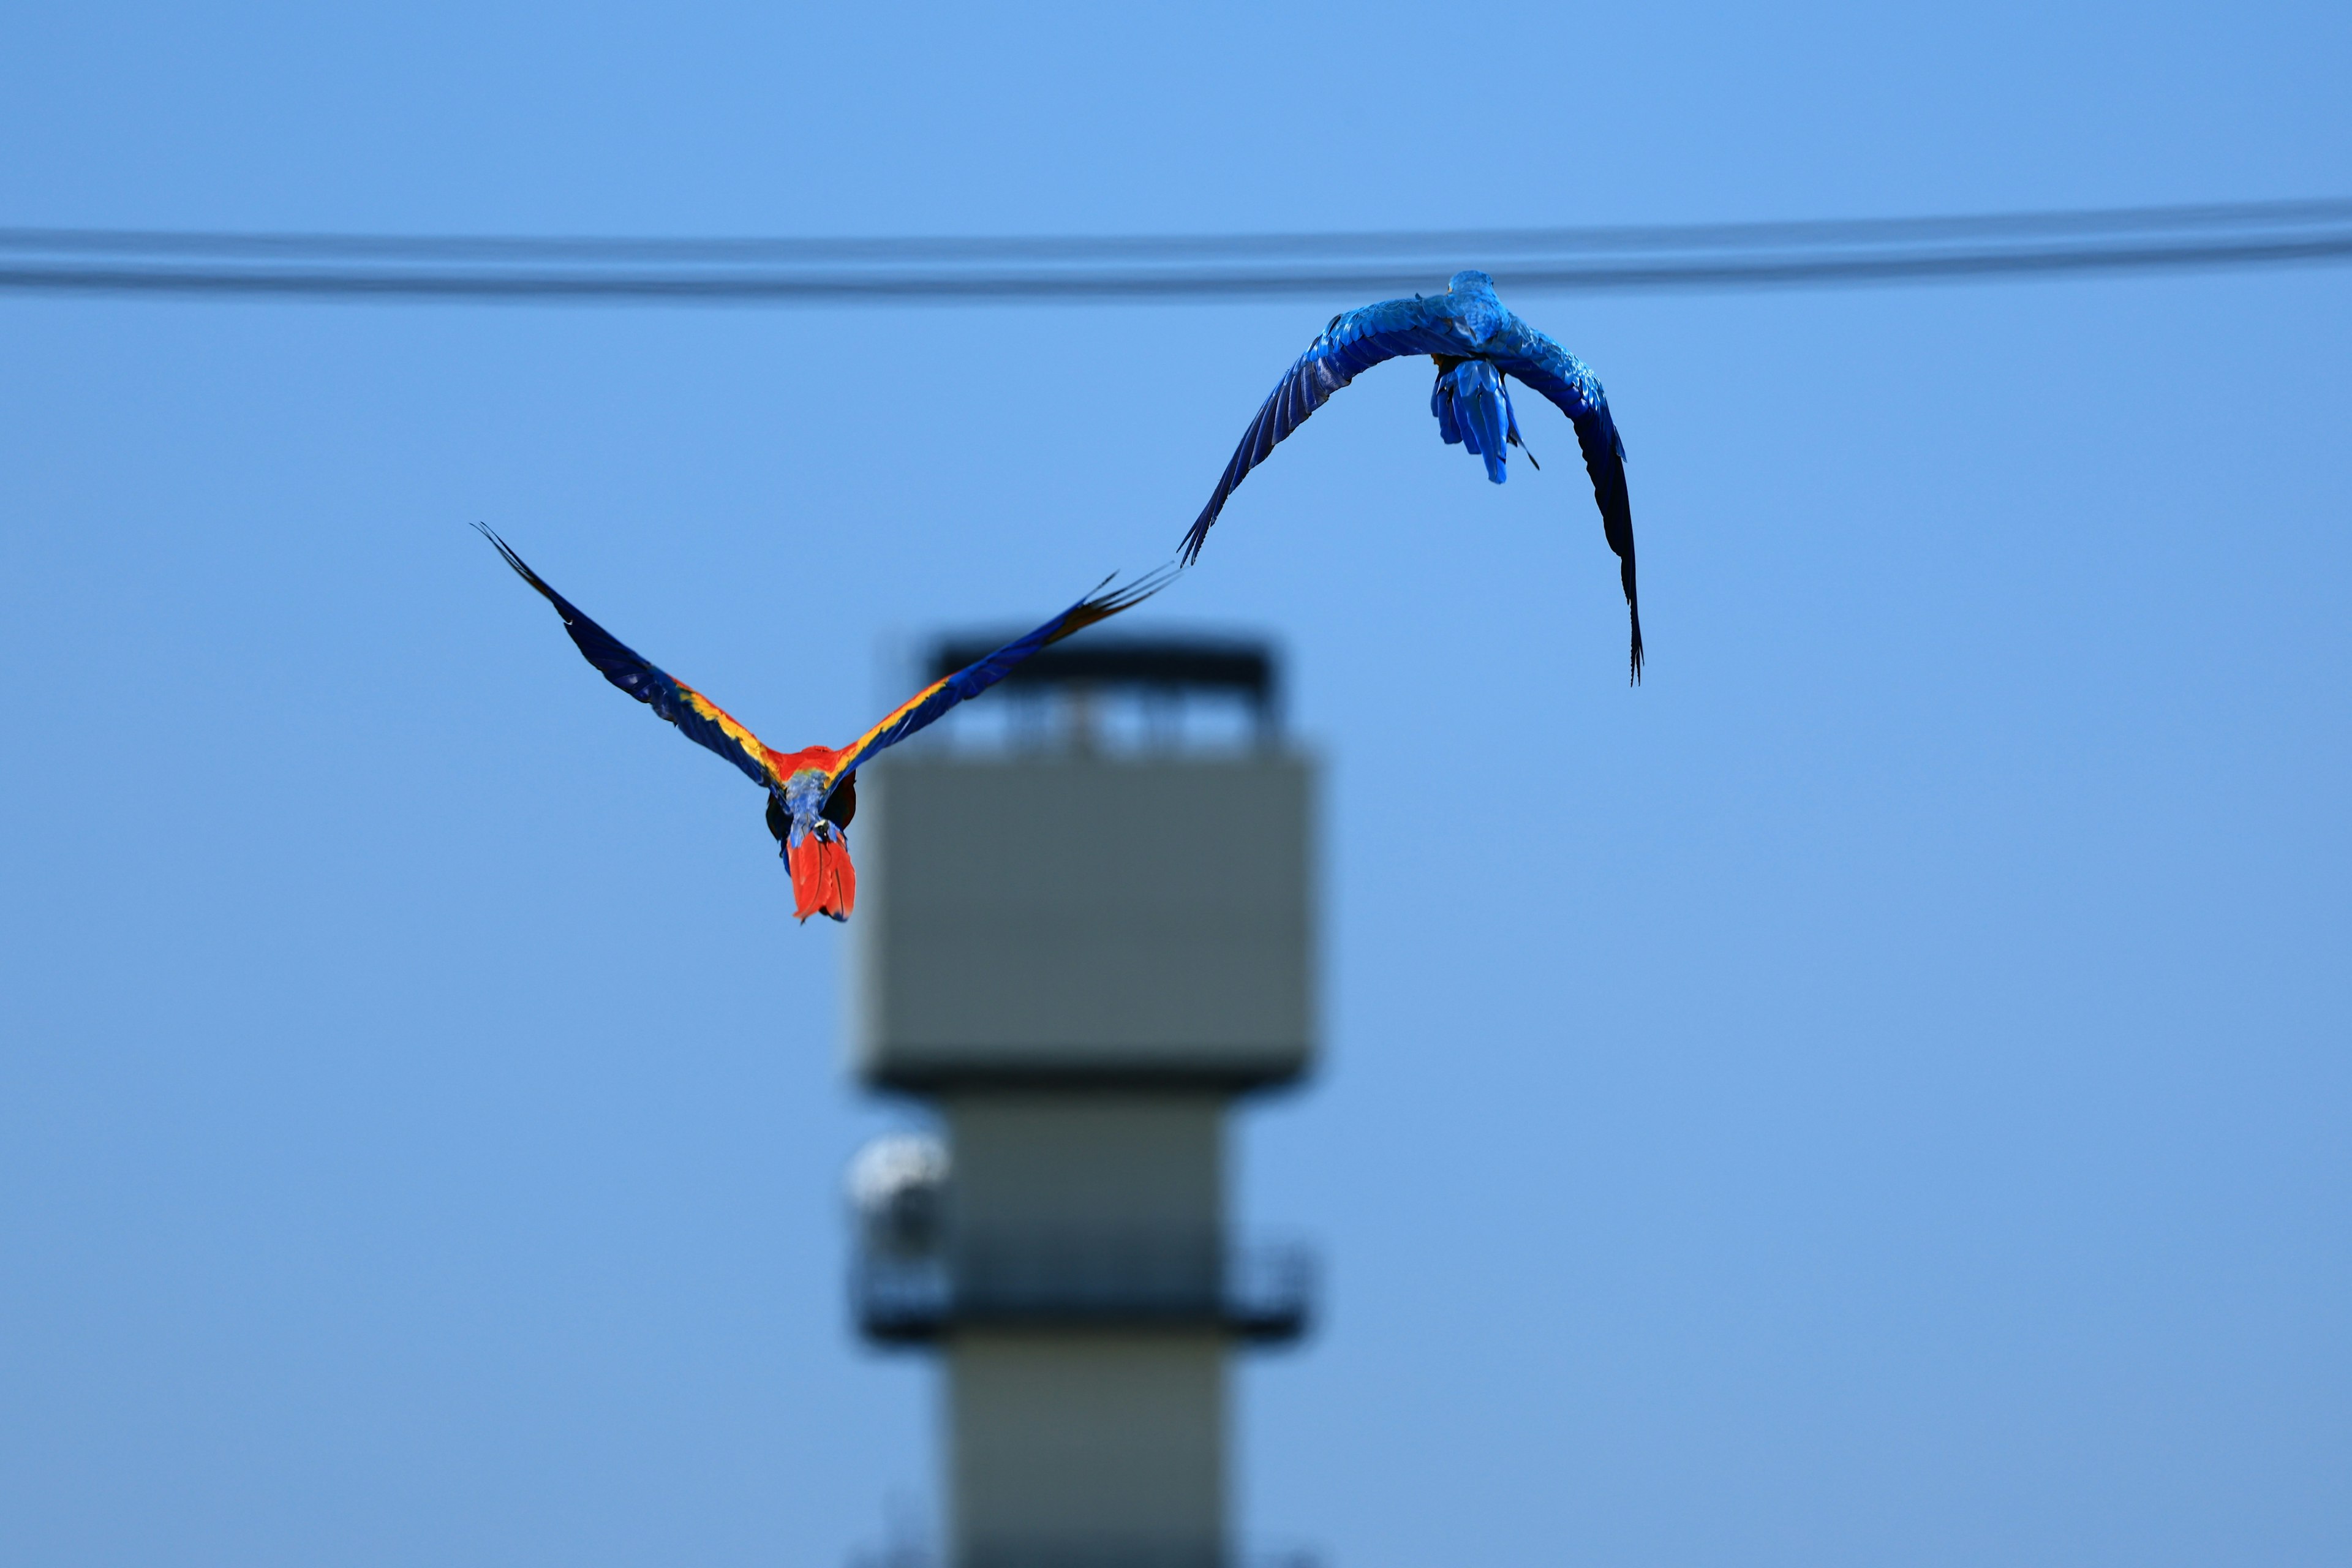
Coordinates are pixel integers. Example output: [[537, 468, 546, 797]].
[[847, 637, 1317, 1568]]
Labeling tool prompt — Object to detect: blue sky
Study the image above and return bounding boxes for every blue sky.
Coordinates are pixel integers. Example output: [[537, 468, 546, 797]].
[[2, 4, 2348, 1566]]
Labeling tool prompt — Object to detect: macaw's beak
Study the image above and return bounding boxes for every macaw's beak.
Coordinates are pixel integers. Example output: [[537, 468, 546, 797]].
[[788, 831, 857, 924]]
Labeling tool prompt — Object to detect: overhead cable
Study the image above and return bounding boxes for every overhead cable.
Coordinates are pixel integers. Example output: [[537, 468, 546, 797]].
[[2, 197, 2347, 305]]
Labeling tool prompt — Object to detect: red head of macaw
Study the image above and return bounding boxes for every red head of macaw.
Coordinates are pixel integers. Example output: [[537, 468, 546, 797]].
[[478, 526, 1172, 922], [763, 747, 859, 921]]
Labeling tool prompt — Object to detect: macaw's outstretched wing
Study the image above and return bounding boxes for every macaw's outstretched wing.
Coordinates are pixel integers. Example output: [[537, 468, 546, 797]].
[[477, 524, 786, 788], [1180, 295, 1469, 565], [1487, 333, 1644, 684], [826, 565, 1178, 788]]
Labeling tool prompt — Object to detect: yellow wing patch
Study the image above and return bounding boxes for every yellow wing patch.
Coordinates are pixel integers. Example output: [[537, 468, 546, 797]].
[[680, 685, 788, 787], [834, 674, 955, 775]]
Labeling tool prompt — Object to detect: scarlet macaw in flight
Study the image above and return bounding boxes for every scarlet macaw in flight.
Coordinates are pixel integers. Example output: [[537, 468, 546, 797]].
[[1181, 269, 1642, 681], [478, 526, 1170, 922]]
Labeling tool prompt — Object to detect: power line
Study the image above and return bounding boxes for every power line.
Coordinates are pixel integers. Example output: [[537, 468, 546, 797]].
[[10, 197, 2350, 262], [3, 198, 2348, 305]]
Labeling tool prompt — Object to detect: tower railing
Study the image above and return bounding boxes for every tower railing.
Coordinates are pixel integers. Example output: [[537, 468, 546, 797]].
[[853, 1542, 1321, 1568], [854, 1238, 1314, 1344]]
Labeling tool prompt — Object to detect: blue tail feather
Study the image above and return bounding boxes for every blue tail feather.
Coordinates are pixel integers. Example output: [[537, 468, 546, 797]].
[[1431, 375, 1464, 445]]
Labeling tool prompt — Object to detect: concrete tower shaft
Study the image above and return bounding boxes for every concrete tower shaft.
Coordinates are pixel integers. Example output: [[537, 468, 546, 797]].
[[846, 638, 1317, 1568]]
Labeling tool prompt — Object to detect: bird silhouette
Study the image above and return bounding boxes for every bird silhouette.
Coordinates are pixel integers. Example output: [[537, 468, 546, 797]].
[[478, 526, 1172, 922], [1182, 270, 1641, 681]]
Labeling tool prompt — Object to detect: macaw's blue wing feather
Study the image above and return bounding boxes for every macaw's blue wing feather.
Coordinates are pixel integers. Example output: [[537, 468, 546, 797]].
[[1180, 295, 1468, 564], [1487, 330, 1644, 682], [826, 564, 1179, 787], [477, 524, 783, 786], [1570, 403, 1640, 681]]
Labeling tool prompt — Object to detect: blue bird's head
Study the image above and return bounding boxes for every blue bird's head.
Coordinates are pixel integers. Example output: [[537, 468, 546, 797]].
[[1448, 269, 1498, 297]]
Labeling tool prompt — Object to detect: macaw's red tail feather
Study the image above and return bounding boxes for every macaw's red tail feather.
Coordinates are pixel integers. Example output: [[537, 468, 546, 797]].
[[788, 835, 858, 924]]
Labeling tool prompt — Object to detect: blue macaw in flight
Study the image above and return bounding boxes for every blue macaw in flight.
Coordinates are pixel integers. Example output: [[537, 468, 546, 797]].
[[1181, 270, 1642, 681]]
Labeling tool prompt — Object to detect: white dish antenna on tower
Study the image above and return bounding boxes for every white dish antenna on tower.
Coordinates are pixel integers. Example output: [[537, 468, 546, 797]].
[[846, 1132, 950, 1258]]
